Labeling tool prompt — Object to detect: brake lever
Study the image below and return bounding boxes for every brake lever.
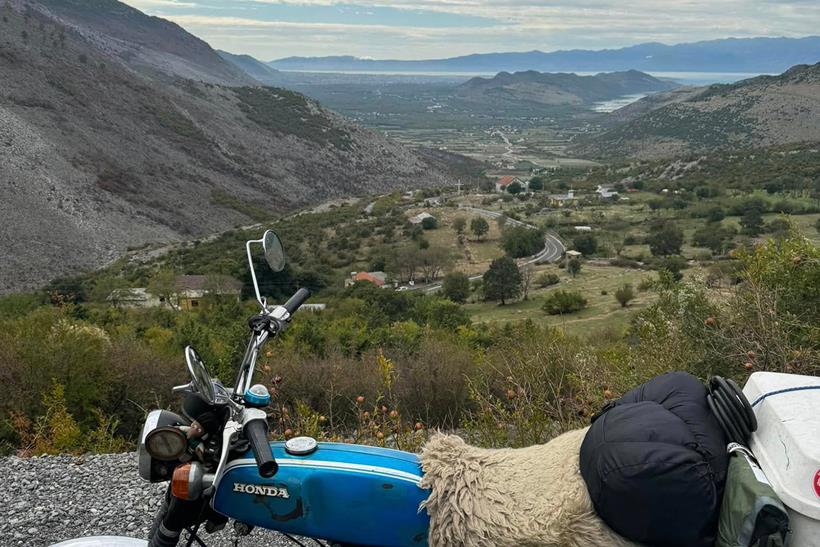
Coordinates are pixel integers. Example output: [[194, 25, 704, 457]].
[[205, 419, 241, 496]]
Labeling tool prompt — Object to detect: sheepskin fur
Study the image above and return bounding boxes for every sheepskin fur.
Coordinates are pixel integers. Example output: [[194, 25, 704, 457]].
[[419, 428, 637, 547]]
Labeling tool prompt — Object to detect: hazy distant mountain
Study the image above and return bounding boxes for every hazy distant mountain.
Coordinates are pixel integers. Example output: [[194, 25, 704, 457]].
[[0, 0, 453, 292], [456, 70, 677, 106], [270, 37, 820, 74], [218, 50, 283, 83], [576, 63, 820, 159]]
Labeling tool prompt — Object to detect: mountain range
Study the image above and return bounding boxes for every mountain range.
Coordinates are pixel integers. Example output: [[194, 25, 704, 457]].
[[576, 63, 820, 159], [269, 37, 820, 74], [0, 0, 454, 293]]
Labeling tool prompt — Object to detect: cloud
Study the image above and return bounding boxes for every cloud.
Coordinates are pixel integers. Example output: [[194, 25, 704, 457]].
[[126, 0, 197, 8], [123, 0, 820, 59]]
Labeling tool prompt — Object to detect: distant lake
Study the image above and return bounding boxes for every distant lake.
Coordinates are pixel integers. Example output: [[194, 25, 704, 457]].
[[591, 93, 648, 112]]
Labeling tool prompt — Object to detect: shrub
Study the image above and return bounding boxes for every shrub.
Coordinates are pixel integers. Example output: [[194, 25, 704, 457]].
[[614, 284, 636, 308], [421, 216, 438, 230], [542, 290, 587, 315], [536, 272, 560, 288], [572, 234, 598, 255]]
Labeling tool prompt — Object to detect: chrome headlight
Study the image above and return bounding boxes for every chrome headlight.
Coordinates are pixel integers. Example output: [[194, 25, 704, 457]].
[[138, 409, 189, 481]]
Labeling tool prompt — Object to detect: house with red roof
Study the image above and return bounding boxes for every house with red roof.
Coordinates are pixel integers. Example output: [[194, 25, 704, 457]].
[[345, 271, 388, 287], [495, 175, 527, 193]]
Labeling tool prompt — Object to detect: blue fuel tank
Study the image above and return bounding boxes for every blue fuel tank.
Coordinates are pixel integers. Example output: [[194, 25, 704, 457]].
[[212, 441, 430, 546]]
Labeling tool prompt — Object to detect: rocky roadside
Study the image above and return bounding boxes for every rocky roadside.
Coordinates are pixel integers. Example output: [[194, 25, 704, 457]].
[[0, 453, 302, 546]]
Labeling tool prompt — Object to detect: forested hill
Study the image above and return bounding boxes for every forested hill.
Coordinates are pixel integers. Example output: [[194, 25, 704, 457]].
[[0, 0, 455, 294]]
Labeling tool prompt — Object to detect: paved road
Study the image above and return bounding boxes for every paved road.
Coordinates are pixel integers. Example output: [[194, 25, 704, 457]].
[[411, 206, 565, 293]]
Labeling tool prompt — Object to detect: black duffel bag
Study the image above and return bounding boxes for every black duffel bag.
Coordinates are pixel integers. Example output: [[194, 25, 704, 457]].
[[580, 372, 729, 547]]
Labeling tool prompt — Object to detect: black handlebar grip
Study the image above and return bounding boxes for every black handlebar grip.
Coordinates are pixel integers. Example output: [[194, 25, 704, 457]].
[[283, 288, 311, 315], [244, 418, 278, 478]]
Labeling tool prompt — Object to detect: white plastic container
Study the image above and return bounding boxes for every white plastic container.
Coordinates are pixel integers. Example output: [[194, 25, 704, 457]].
[[743, 372, 820, 546]]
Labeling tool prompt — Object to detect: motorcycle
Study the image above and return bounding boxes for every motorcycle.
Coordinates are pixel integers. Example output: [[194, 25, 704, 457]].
[[116, 231, 428, 547], [52, 230, 820, 547]]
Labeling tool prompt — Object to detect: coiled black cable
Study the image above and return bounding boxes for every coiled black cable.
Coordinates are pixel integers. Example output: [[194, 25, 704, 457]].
[[706, 376, 758, 445]]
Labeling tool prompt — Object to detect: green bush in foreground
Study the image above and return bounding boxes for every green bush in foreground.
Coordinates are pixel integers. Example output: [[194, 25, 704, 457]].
[[0, 231, 816, 455]]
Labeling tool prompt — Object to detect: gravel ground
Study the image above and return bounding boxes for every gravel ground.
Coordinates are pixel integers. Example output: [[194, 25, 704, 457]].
[[0, 453, 306, 547]]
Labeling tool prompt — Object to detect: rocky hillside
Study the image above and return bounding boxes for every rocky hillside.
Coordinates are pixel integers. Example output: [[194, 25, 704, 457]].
[[455, 69, 677, 106], [0, 0, 453, 293], [34, 0, 254, 85], [576, 63, 820, 159]]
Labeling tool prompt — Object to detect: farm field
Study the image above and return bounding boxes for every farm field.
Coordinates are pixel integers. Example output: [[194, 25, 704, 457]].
[[465, 264, 658, 337]]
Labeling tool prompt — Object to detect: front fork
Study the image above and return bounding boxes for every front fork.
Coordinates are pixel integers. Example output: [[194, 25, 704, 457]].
[[149, 484, 227, 547]]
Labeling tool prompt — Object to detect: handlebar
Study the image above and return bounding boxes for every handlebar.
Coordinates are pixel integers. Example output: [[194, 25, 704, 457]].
[[282, 288, 311, 315], [244, 417, 278, 478]]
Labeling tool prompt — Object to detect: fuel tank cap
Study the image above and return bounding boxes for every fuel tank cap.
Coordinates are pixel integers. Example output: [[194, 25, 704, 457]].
[[285, 436, 318, 455]]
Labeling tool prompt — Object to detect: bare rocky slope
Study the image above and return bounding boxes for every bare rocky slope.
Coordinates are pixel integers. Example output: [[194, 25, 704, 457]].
[[0, 0, 454, 293], [576, 63, 820, 159]]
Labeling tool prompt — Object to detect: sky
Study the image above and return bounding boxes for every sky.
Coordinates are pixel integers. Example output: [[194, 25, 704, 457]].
[[122, 0, 820, 61]]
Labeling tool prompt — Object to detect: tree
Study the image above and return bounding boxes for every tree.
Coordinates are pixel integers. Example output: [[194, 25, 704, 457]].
[[648, 222, 684, 256], [519, 264, 534, 300], [418, 246, 453, 283], [706, 206, 726, 223], [421, 216, 438, 230], [657, 256, 687, 282], [614, 284, 636, 308], [387, 245, 421, 283], [483, 256, 521, 305], [528, 177, 544, 191], [442, 272, 471, 303], [452, 216, 467, 235], [567, 257, 582, 277], [470, 216, 489, 240], [147, 269, 179, 309], [502, 226, 543, 258], [740, 208, 764, 236], [572, 234, 597, 256], [542, 290, 587, 315], [693, 223, 737, 254], [507, 181, 523, 195]]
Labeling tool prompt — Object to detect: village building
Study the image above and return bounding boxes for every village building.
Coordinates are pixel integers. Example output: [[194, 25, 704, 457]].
[[175, 275, 243, 310], [409, 212, 436, 225], [495, 175, 527, 193], [108, 274, 243, 310], [345, 271, 388, 287], [107, 288, 161, 308], [596, 185, 619, 199], [574, 226, 593, 232], [547, 189, 576, 207]]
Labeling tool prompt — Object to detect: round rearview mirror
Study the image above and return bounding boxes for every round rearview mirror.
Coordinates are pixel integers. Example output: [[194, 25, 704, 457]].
[[262, 230, 286, 272], [185, 346, 215, 404]]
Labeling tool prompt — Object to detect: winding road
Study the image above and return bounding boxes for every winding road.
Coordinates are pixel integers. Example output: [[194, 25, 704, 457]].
[[412, 206, 565, 293]]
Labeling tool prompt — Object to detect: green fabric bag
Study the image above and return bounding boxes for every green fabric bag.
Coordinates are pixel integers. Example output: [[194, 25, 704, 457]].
[[716, 443, 790, 547]]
